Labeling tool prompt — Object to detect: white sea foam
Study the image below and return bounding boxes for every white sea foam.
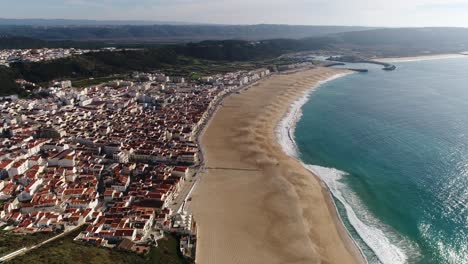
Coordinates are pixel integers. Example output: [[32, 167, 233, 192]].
[[275, 72, 414, 264], [305, 165, 410, 264], [276, 73, 351, 157]]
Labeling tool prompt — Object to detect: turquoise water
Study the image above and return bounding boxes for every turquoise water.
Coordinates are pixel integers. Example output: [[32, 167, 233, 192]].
[[294, 58, 468, 264]]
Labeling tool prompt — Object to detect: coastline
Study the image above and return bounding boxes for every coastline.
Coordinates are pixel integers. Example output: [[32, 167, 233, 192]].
[[275, 71, 370, 260], [276, 56, 468, 264], [278, 68, 414, 264], [375, 53, 467, 62], [276, 72, 352, 157], [275, 71, 374, 263], [191, 67, 365, 264]]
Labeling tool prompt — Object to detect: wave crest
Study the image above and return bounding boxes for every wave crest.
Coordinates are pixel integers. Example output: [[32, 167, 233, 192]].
[[275, 74, 416, 264], [305, 165, 411, 264]]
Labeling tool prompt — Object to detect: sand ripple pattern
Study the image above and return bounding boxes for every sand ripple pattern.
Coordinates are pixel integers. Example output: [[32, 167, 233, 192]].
[[191, 68, 364, 264]]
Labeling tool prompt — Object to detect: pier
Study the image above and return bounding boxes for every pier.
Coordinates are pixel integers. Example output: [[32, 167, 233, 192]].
[[324, 62, 346, 67], [327, 56, 397, 71], [346, 68, 368, 73], [367, 60, 397, 71]]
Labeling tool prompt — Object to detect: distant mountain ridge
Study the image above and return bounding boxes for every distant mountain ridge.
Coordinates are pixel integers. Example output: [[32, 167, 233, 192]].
[[0, 18, 195, 26], [0, 23, 375, 42], [327, 27, 468, 55], [2, 27, 468, 56], [3, 27, 468, 96], [0, 35, 117, 49]]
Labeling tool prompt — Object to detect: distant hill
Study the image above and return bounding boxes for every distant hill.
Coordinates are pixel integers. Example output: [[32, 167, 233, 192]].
[[1, 38, 331, 92], [4, 27, 468, 96], [0, 24, 375, 42], [171, 27, 468, 59], [171, 38, 333, 61], [0, 35, 130, 49], [328, 27, 468, 56], [0, 35, 48, 49], [11, 48, 179, 84], [0, 18, 194, 26]]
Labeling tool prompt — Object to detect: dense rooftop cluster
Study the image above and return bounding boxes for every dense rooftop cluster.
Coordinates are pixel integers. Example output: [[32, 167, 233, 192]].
[[0, 47, 129, 66], [0, 68, 270, 257], [0, 48, 98, 66]]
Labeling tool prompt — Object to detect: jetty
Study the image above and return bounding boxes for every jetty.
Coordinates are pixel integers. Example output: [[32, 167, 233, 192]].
[[368, 60, 396, 71], [324, 62, 346, 67], [346, 68, 368, 73], [327, 56, 397, 71]]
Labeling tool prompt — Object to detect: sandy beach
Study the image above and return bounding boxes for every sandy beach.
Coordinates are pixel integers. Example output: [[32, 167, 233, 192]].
[[376, 53, 467, 62], [191, 67, 364, 264]]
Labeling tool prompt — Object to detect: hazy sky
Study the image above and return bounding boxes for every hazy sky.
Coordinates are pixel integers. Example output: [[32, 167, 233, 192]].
[[2, 0, 468, 26]]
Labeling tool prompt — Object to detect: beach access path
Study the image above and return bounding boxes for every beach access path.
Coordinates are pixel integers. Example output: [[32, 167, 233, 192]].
[[190, 67, 365, 264], [0, 224, 84, 262]]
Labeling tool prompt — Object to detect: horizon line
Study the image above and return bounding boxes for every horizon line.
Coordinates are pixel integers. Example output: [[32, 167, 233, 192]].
[[2, 17, 468, 29]]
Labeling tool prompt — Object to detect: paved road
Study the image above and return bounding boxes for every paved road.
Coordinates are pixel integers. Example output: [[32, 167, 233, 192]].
[[169, 170, 200, 213], [0, 224, 84, 262]]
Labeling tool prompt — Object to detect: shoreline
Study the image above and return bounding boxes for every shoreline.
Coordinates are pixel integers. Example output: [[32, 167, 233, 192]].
[[375, 53, 467, 63], [277, 68, 413, 264], [191, 67, 364, 264], [275, 71, 370, 263], [276, 72, 352, 157]]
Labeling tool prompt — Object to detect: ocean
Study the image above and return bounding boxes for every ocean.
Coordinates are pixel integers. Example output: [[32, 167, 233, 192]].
[[291, 58, 468, 264]]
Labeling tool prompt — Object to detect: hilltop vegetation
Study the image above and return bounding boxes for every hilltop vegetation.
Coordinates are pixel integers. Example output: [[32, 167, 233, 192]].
[[172, 38, 332, 61], [0, 66, 22, 96], [329, 27, 468, 56], [9, 228, 189, 264], [3, 39, 328, 87], [3, 27, 468, 55], [0, 230, 56, 256], [3, 27, 468, 96], [11, 48, 178, 83], [0, 35, 162, 50], [0, 24, 373, 42], [0, 40, 277, 95]]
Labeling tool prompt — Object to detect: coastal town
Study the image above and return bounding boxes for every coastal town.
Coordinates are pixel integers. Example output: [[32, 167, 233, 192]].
[[0, 47, 120, 66], [0, 67, 271, 261], [2, 3, 468, 262]]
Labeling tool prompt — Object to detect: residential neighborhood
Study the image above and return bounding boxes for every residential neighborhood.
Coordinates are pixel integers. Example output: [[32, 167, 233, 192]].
[[0, 47, 124, 66], [0, 67, 270, 260]]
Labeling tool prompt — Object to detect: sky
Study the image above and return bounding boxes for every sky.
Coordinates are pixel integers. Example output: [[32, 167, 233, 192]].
[[2, 0, 468, 27]]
